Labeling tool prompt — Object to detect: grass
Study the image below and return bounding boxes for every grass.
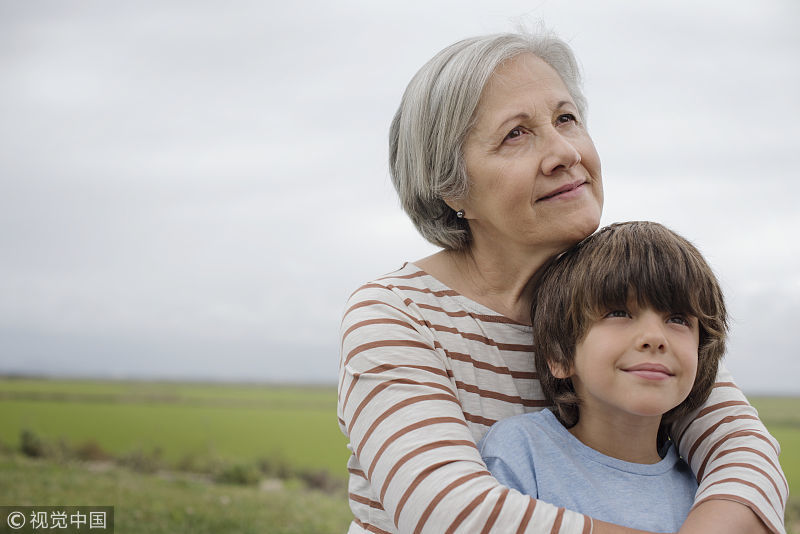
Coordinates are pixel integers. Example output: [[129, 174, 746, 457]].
[[752, 397, 800, 498], [0, 377, 337, 406], [0, 378, 354, 532], [0, 454, 352, 534], [0, 378, 349, 476], [751, 397, 800, 427]]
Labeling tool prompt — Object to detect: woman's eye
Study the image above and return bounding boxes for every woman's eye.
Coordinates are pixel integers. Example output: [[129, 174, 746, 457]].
[[556, 113, 577, 125], [504, 126, 526, 141], [604, 310, 629, 319]]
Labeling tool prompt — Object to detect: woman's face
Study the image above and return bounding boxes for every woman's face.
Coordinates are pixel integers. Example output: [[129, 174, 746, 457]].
[[459, 53, 603, 255]]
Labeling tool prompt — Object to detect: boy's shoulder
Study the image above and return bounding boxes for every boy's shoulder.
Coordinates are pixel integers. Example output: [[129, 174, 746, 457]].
[[482, 407, 544, 433], [479, 408, 566, 457]]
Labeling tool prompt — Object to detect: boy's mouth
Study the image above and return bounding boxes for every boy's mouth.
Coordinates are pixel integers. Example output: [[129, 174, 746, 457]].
[[623, 363, 674, 380]]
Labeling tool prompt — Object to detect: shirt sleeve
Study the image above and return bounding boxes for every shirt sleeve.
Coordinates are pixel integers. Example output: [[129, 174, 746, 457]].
[[338, 283, 591, 534], [671, 365, 788, 534]]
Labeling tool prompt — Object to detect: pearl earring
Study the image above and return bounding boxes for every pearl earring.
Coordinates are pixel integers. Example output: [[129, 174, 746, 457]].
[[456, 209, 465, 219]]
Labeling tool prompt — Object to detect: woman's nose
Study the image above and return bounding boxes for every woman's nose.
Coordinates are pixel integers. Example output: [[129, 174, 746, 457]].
[[540, 130, 581, 175]]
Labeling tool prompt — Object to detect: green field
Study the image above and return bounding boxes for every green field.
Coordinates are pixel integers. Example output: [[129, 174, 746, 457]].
[[0, 377, 797, 532], [0, 378, 349, 476], [750, 396, 800, 499], [0, 454, 352, 533]]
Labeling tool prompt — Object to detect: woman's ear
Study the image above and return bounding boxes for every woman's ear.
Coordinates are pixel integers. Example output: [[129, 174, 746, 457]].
[[548, 361, 573, 379], [442, 198, 461, 213]]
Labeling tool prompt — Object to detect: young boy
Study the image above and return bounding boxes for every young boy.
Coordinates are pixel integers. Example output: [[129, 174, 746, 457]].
[[479, 221, 728, 533]]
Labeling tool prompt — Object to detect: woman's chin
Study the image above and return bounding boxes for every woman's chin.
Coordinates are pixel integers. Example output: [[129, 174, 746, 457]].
[[558, 211, 602, 247]]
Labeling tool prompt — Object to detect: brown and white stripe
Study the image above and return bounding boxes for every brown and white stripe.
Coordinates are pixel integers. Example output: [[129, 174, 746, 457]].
[[338, 263, 787, 533]]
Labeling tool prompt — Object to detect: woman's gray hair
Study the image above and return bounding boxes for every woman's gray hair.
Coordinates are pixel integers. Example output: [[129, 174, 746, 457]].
[[389, 32, 587, 250]]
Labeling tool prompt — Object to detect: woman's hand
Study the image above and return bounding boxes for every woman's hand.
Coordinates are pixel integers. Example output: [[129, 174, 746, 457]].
[[678, 500, 770, 534]]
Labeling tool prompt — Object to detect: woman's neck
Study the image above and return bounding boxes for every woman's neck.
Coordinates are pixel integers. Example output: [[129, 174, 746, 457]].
[[415, 239, 559, 324]]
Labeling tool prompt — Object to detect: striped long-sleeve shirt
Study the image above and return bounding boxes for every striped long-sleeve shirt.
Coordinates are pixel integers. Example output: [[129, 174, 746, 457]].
[[337, 263, 787, 534]]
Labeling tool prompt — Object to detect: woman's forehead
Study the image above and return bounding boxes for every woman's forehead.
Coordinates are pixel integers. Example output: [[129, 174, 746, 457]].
[[485, 54, 568, 97], [473, 54, 574, 122]]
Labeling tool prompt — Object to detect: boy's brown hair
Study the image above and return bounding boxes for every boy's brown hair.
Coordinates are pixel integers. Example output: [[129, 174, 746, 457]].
[[531, 221, 727, 429]]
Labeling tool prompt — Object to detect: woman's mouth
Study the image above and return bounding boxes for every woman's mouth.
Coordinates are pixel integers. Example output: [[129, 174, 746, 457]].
[[538, 181, 586, 201]]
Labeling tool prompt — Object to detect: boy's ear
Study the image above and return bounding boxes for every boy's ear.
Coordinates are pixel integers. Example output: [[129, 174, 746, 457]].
[[548, 361, 573, 379]]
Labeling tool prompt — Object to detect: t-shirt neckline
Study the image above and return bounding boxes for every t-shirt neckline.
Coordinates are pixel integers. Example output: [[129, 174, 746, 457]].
[[540, 409, 679, 476]]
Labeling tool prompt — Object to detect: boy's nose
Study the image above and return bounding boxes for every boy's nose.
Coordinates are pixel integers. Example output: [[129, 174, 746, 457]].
[[636, 314, 667, 352], [638, 335, 666, 352]]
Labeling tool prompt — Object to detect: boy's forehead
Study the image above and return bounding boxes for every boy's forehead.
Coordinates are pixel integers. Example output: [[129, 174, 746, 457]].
[[585, 286, 695, 313], [627, 288, 696, 313]]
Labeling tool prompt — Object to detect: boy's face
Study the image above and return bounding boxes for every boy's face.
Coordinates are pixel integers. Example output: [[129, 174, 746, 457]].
[[560, 303, 700, 425]]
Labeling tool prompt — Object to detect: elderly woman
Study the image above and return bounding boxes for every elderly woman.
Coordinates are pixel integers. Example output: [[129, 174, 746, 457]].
[[338, 32, 786, 534]]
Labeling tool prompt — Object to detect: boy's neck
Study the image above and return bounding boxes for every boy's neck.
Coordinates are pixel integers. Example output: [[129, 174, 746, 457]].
[[567, 410, 664, 464]]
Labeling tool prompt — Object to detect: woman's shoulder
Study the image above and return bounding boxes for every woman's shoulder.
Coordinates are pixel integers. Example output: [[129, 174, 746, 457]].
[[344, 262, 531, 338], [346, 262, 457, 307], [339, 263, 451, 367], [359, 261, 447, 288]]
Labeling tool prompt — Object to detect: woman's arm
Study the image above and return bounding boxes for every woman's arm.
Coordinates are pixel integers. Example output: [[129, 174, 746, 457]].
[[672, 367, 787, 534], [679, 499, 770, 534], [339, 282, 591, 533]]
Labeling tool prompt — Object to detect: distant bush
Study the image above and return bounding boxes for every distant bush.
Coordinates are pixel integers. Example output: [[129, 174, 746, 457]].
[[210, 456, 345, 492], [18, 430, 71, 462], [257, 454, 293, 479], [20, 429, 46, 458], [214, 463, 261, 486], [15, 430, 345, 494], [298, 468, 345, 493], [19, 431, 111, 463], [120, 447, 163, 473], [73, 440, 111, 462], [176, 452, 211, 473]]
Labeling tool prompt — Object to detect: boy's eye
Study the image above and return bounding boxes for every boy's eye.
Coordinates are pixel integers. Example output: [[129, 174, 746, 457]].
[[604, 310, 630, 319], [667, 314, 692, 327]]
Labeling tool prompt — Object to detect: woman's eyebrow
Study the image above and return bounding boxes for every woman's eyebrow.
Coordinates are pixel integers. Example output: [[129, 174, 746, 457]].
[[492, 101, 576, 132], [492, 112, 531, 134]]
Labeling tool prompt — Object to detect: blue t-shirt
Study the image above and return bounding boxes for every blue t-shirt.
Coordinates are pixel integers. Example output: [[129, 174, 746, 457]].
[[479, 409, 697, 533]]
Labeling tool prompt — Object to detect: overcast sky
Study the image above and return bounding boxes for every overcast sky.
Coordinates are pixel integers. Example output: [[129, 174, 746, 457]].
[[1, 1, 798, 393]]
